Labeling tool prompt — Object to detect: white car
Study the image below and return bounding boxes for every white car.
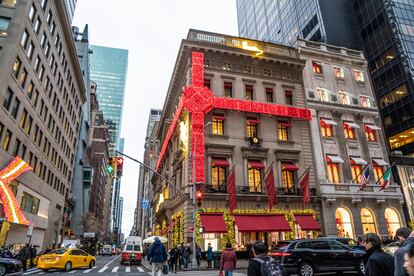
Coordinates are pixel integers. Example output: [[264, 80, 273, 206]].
[[102, 245, 113, 256]]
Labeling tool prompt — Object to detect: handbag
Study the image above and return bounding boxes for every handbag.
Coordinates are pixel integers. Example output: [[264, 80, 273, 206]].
[[219, 270, 223, 276], [162, 264, 169, 274]]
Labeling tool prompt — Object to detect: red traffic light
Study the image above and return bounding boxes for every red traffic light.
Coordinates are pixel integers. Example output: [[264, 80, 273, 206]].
[[116, 157, 124, 165], [196, 191, 202, 199]]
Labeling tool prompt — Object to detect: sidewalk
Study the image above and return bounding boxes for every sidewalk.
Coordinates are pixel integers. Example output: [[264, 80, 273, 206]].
[[142, 259, 249, 271]]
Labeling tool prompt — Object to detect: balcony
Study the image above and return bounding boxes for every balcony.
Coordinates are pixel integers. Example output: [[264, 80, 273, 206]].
[[320, 182, 403, 199]]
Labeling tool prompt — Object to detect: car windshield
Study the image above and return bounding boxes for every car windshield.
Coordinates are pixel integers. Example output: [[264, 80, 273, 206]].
[[126, 245, 133, 251], [51, 249, 67, 255], [133, 245, 141, 251]]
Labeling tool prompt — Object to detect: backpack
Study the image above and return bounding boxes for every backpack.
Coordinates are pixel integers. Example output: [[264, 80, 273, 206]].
[[253, 257, 282, 276]]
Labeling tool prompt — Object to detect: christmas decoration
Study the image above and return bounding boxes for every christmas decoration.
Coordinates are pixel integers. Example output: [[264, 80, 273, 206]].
[[156, 52, 312, 182], [0, 157, 32, 225]]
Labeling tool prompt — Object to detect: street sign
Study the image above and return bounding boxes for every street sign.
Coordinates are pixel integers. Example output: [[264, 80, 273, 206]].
[[27, 224, 33, 237], [83, 232, 95, 238]]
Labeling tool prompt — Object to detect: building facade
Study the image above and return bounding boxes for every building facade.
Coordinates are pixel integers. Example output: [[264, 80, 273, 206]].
[[0, 0, 85, 247], [298, 39, 405, 239], [153, 30, 320, 251], [63, 0, 76, 24]]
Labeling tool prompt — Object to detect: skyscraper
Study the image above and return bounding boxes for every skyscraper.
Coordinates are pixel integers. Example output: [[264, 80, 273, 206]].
[[63, 0, 77, 24], [89, 46, 128, 155]]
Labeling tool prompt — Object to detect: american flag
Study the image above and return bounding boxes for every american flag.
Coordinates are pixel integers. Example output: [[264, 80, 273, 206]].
[[63, 209, 71, 224], [360, 167, 370, 187]]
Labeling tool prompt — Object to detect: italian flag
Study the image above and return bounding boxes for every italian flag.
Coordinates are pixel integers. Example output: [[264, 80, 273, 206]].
[[379, 167, 392, 191]]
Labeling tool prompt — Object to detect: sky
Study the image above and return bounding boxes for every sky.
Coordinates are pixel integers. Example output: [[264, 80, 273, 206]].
[[72, 0, 239, 236]]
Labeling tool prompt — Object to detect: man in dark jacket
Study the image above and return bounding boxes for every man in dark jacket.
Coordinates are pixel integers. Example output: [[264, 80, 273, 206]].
[[147, 237, 167, 276], [395, 228, 414, 276], [362, 233, 394, 276], [20, 244, 31, 271], [247, 241, 280, 276]]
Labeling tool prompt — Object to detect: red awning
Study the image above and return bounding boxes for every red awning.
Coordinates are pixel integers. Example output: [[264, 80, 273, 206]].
[[248, 161, 265, 169], [212, 159, 229, 167], [294, 214, 320, 230], [282, 163, 298, 171], [234, 214, 291, 232], [199, 213, 227, 233]]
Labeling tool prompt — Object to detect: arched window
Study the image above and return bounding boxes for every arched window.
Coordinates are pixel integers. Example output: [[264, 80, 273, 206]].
[[385, 208, 402, 238], [361, 208, 377, 234], [335, 207, 354, 239]]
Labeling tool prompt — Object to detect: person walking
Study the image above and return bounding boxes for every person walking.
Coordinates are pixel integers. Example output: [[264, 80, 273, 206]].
[[196, 245, 201, 266], [168, 246, 178, 274], [247, 241, 274, 276], [404, 243, 414, 276], [147, 237, 167, 276], [206, 243, 213, 269], [220, 243, 236, 276], [20, 244, 30, 271], [361, 233, 394, 276], [182, 245, 191, 270], [395, 228, 414, 276], [29, 245, 36, 269], [177, 245, 183, 270]]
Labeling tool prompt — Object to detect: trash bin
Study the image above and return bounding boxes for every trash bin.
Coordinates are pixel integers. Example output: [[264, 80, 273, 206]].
[[213, 252, 221, 269]]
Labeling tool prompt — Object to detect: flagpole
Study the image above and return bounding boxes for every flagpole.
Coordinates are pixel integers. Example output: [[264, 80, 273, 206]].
[[293, 166, 312, 188], [261, 161, 274, 192], [352, 162, 370, 184], [374, 163, 395, 185]]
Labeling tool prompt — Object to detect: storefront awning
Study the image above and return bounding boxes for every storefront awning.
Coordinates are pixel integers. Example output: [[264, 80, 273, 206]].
[[248, 161, 265, 169], [373, 158, 388, 166], [199, 214, 227, 233], [321, 119, 337, 126], [282, 163, 298, 171], [212, 159, 229, 167], [294, 214, 320, 230], [326, 155, 344, 163], [350, 157, 367, 165], [234, 214, 291, 232], [365, 124, 381, 130], [343, 122, 360, 129]]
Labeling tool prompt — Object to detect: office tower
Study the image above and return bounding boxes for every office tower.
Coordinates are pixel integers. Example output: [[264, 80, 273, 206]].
[[112, 137, 124, 245], [63, 0, 77, 24], [89, 45, 128, 155], [0, 0, 85, 247]]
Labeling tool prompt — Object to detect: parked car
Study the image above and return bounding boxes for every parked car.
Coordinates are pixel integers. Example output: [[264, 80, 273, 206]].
[[37, 248, 96, 272], [120, 244, 143, 265], [383, 241, 399, 256], [0, 258, 22, 276], [319, 237, 366, 251], [272, 239, 365, 276], [101, 245, 113, 256]]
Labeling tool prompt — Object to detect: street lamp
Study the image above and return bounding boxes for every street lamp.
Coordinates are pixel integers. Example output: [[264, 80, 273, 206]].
[[191, 121, 211, 268]]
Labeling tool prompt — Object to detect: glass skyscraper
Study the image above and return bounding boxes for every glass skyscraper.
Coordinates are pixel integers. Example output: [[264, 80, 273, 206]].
[[63, 0, 77, 23], [90, 46, 128, 154]]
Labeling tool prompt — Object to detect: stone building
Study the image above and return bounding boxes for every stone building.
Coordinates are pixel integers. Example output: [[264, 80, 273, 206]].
[[153, 30, 320, 252], [298, 39, 405, 240], [0, 0, 85, 247]]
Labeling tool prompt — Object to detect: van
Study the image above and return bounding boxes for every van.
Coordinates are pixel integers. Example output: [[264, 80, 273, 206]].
[[102, 245, 113, 256], [120, 243, 143, 265]]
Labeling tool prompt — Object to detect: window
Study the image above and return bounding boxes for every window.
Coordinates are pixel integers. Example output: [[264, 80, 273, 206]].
[[19, 109, 27, 128], [353, 70, 364, 82], [10, 97, 20, 119], [38, 65, 44, 80], [19, 69, 27, 87], [338, 91, 351, 105], [34, 56, 40, 72], [248, 163, 262, 193], [25, 116, 32, 135], [360, 95, 373, 108], [2, 130, 11, 151], [21, 30, 29, 49], [312, 61, 323, 74], [350, 162, 362, 183], [40, 32, 46, 48], [41, 0, 48, 10], [44, 42, 50, 56], [285, 91, 293, 105], [211, 160, 227, 191], [204, 79, 211, 89], [20, 144, 26, 160], [27, 81, 34, 99], [379, 85, 408, 108], [20, 192, 40, 215], [33, 18, 41, 34], [327, 162, 340, 183], [28, 4, 36, 22], [320, 120, 333, 137], [12, 58, 21, 78], [343, 123, 356, 140], [33, 90, 39, 107], [212, 114, 224, 135], [278, 121, 290, 141], [0, 16, 10, 36], [13, 139, 20, 156], [373, 164, 384, 182], [333, 66, 344, 78], [316, 88, 329, 102], [0, 0, 17, 7], [224, 82, 232, 97], [246, 117, 259, 138], [282, 165, 295, 192], [361, 208, 377, 234], [3, 88, 13, 110], [46, 10, 52, 25], [50, 21, 55, 35], [265, 88, 273, 103], [365, 125, 377, 142], [245, 84, 254, 100]]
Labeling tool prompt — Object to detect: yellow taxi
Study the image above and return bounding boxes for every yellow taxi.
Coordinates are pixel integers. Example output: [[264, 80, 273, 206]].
[[37, 248, 96, 271]]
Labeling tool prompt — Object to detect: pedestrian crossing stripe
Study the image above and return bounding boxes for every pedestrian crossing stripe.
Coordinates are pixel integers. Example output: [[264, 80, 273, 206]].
[[137, 267, 144, 272], [69, 270, 78, 274], [111, 266, 118, 272], [98, 266, 108, 273], [125, 267, 130, 273]]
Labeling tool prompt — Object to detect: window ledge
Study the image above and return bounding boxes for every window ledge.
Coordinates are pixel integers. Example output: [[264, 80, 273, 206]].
[[315, 74, 324, 80], [346, 140, 359, 147], [277, 140, 294, 144], [209, 134, 229, 139], [323, 137, 336, 143]]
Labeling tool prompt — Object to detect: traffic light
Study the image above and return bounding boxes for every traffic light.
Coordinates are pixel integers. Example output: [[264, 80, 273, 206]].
[[116, 157, 124, 177], [196, 191, 202, 208], [106, 157, 115, 174]]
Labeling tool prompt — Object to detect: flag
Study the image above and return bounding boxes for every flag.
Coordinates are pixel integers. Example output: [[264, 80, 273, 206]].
[[358, 167, 370, 191], [299, 170, 311, 204], [227, 167, 237, 212], [265, 167, 276, 209], [63, 209, 71, 224], [379, 167, 392, 191]]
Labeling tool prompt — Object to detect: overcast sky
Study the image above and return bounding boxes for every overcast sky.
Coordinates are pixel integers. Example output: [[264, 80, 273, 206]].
[[73, 0, 238, 236]]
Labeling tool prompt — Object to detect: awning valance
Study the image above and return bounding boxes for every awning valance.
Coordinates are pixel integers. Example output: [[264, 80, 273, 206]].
[[213, 115, 226, 121], [212, 159, 229, 167], [248, 161, 265, 169], [350, 157, 367, 165], [365, 124, 381, 130], [247, 119, 260, 124], [343, 122, 360, 129], [234, 214, 291, 232], [279, 123, 292, 127], [199, 214, 227, 233], [373, 158, 388, 166], [321, 119, 337, 126], [282, 163, 298, 171], [326, 155, 344, 163], [294, 214, 320, 230]]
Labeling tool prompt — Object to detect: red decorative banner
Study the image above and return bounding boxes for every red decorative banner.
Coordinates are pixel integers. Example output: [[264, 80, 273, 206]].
[[265, 167, 276, 209], [299, 170, 311, 204], [227, 168, 237, 212]]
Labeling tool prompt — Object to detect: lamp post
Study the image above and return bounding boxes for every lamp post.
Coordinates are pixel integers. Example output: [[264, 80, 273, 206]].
[[191, 121, 211, 268]]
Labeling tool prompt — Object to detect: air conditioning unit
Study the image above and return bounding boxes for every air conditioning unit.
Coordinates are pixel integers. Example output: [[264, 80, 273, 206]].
[[330, 94, 338, 102], [352, 97, 359, 105], [308, 91, 315, 99]]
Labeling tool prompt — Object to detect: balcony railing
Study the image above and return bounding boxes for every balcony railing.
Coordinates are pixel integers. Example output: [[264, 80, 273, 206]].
[[320, 182, 402, 198]]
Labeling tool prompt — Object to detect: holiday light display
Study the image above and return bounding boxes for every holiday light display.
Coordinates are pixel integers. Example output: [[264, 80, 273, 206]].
[[156, 51, 312, 182], [0, 157, 32, 225]]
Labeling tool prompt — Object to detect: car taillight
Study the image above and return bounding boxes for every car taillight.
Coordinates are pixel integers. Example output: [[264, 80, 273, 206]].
[[271, 252, 292, 257]]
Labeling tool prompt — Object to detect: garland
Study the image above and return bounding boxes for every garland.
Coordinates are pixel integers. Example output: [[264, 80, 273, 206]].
[[172, 210, 184, 246], [155, 224, 161, 236]]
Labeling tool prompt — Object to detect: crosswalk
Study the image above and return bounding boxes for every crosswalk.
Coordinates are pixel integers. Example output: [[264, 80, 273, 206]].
[[169, 271, 246, 276], [15, 265, 148, 275]]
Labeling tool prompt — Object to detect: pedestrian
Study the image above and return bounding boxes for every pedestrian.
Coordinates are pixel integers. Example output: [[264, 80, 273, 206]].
[[168, 246, 178, 274], [247, 240, 282, 276], [404, 243, 414, 276], [196, 245, 201, 266], [206, 243, 213, 269], [177, 245, 183, 270], [146, 237, 167, 276], [220, 243, 236, 276], [182, 245, 191, 270], [395, 227, 414, 276], [361, 233, 394, 276], [29, 245, 36, 268], [20, 244, 30, 271]]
